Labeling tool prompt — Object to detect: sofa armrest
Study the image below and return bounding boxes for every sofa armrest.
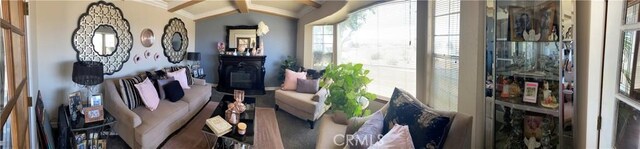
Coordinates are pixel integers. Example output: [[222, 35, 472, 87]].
[[345, 114, 374, 135], [314, 88, 330, 116], [103, 80, 142, 127], [193, 78, 207, 85]]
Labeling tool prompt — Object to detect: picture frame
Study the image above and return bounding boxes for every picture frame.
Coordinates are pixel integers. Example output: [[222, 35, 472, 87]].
[[534, 1, 558, 42], [523, 82, 539, 103], [83, 105, 104, 123], [96, 139, 107, 149], [509, 6, 534, 41], [77, 140, 86, 149], [89, 94, 103, 107], [68, 92, 82, 114]]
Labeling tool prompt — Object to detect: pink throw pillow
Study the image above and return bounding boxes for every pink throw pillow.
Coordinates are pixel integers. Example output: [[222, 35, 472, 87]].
[[167, 68, 191, 89], [134, 78, 161, 111], [369, 125, 415, 149], [282, 69, 306, 90]]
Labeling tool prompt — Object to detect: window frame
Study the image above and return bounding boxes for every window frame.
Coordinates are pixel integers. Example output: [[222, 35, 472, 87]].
[[428, 0, 461, 111], [311, 25, 335, 69]]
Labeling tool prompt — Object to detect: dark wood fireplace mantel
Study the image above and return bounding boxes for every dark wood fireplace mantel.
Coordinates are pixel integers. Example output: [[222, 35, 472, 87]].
[[217, 55, 266, 95]]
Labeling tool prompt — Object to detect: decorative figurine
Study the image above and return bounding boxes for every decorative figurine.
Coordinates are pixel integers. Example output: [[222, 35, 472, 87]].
[[217, 42, 226, 54], [233, 49, 238, 56], [542, 81, 552, 100], [501, 77, 511, 98]]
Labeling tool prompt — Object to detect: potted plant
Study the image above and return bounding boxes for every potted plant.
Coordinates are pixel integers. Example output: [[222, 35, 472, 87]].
[[321, 63, 377, 120]]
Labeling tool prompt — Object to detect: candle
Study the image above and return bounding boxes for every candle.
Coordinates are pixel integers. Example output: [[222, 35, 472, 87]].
[[238, 122, 247, 135]]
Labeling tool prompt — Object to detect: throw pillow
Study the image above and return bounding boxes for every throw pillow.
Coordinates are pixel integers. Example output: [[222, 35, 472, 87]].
[[117, 74, 146, 110], [295, 78, 319, 94], [282, 69, 306, 91], [146, 70, 169, 97], [347, 110, 385, 149], [134, 78, 160, 111], [156, 77, 175, 100], [163, 80, 185, 102], [369, 125, 415, 149], [165, 66, 193, 85], [167, 68, 191, 89], [383, 88, 451, 149]]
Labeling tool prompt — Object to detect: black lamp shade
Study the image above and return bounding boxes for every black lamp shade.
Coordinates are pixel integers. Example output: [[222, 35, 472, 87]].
[[187, 52, 200, 61], [72, 61, 104, 86]]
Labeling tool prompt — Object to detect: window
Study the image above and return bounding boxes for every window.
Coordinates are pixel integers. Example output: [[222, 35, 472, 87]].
[[337, 1, 417, 97], [430, 0, 460, 111], [312, 25, 333, 69]]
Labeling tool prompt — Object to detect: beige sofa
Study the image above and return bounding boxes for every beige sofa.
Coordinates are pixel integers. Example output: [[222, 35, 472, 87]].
[[316, 103, 473, 149], [103, 78, 212, 148], [274, 89, 330, 129]]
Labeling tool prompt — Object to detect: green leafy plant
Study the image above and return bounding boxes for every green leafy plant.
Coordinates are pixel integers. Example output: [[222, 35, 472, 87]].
[[321, 63, 377, 118], [279, 56, 302, 83]]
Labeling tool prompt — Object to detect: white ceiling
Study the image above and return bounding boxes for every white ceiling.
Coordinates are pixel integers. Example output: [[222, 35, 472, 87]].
[[136, 0, 324, 20]]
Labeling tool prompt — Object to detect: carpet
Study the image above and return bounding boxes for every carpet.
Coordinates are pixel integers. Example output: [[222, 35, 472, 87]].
[[159, 101, 218, 149]]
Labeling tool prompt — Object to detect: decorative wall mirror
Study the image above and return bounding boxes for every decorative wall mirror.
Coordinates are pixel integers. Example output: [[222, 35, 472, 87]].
[[162, 18, 188, 63], [72, 1, 133, 75], [226, 25, 260, 51]]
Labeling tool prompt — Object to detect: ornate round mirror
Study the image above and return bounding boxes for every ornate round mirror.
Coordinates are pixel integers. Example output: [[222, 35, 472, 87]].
[[92, 25, 118, 56], [162, 18, 188, 63], [171, 33, 182, 51], [72, 1, 132, 75], [140, 28, 154, 47]]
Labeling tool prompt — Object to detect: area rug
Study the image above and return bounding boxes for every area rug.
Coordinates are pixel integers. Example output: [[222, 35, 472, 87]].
[[254, 107, 284, 149], [160, 101, 218, 149]]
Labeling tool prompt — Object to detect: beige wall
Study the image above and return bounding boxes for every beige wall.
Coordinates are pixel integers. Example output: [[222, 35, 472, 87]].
[[28, 1, 196, 120]]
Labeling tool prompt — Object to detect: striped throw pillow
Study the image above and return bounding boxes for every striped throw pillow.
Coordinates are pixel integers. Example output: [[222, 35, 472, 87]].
[[165, 66, 193, 85], [118, 74, 147, 110]]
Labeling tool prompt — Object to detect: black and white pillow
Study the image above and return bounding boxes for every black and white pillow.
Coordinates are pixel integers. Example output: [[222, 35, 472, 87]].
[[164, 66, 193, 85], [118, 74, 146, 110]]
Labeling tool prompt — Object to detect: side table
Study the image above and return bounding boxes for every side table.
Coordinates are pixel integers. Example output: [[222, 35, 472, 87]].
[[63, 105, 116, 149]]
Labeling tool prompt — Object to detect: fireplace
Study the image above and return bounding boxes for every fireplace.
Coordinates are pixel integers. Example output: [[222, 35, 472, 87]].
[[217, 55, 266, 95]]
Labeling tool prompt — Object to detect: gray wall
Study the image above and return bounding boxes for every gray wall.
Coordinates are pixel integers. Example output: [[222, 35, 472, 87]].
[[196, 13, 297, 87], [28, 1, 196, 120]]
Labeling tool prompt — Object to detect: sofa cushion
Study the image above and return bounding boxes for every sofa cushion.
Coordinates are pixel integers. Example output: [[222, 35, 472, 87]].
[[118, 74, 147, 110], [369, 125, 415, 149], [347, 110, 384, 149], [282, 69, 306, 91], [165, 65, 193, 85], [180, 84, 212, 112], [133, 99, 189, 145], [164, 81, 185, 102], [384, 88, 450, 149], [156, 77, 175, 100], [275, 90, 317, 112], [296, 78, 319, 94], [134, 78, 160, 111], [167, 68, 191, 89]]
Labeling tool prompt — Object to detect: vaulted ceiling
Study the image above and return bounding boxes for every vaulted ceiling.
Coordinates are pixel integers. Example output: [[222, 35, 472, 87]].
[[136, 0, 324, 20]]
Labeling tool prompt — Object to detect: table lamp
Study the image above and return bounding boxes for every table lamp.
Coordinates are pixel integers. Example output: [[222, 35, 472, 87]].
[[72, 61, 104, 103], [186, 52, 204, 79]]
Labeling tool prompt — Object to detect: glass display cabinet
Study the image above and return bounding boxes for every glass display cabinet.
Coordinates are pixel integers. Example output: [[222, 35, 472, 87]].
[[484, 0, 576, 148]]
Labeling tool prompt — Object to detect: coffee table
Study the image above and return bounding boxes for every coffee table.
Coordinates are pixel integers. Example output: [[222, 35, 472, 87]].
[[202, 95, 256, 149]]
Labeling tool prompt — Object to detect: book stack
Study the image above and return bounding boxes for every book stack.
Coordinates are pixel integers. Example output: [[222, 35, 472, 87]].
[[206, 116, 232, 137]]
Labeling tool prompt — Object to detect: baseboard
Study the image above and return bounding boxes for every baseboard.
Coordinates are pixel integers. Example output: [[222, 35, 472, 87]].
[[265, 87, 280, 91], [211, 83, 279, 91]]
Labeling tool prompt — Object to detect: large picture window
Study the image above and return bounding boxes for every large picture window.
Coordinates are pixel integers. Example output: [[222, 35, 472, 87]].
[[312, 25, 334, 69], [337, 1, 417, 97], [430, 0, 460, 111]]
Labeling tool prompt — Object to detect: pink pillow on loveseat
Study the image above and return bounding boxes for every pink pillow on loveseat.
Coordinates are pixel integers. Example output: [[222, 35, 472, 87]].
[[282, 69, 306, 91], [134, 78, 160, 111], [167, 68, 191, 89]]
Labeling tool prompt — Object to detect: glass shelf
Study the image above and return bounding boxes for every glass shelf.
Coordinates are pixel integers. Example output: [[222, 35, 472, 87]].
[[495, 99, 559, 116]]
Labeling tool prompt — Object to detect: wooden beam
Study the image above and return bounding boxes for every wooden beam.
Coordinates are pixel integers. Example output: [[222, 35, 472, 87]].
[[168, 0, 203, 12], [298, 0, 320, 8], [234, 0, 250, 13]]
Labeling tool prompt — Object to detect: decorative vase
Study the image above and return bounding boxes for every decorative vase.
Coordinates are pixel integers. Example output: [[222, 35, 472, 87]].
[[233, 49, 238, 56], [332, 110, 348, 125], [225, 109, 240, 124], [238, 45, 247, 53]]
